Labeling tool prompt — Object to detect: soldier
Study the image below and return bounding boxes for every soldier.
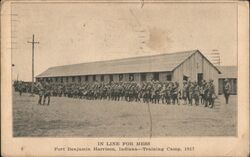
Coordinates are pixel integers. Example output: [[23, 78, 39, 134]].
[[113, 84, 119, 101], [165, 82, 172, 104], [124, 84, 129, 101], [102, 84, 108, 100], [146, 82, 153, 103], [151, 84, 156, 104], [160, 83, 166, 104], [35, 80, 44, 105], [188, 81, 194, 105], [223, 79, 231, 104], [134, 84, 141, 102], [172, 81, 179, 105], [141, 82, 147, 103], [207, 79, 216, 108], [118, 83, 124, 101], [193, 81, 200, 106], [155, 81, 162, 104], [199, 80, 206, 105], [43, 80, 52, 105], [128, 85, 134, 102], [182, 81, 188, 105]]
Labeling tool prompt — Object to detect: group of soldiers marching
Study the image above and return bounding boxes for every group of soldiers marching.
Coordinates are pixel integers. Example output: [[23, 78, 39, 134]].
[[13, 79, 217, 108]]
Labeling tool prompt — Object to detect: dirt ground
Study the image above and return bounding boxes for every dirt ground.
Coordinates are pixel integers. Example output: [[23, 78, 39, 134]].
[[13, 92, 237, 137]]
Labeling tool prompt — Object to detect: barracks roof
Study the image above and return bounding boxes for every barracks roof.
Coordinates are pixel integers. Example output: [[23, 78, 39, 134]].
[[36, 50, 220, 78], [217, 66, 237, 78]]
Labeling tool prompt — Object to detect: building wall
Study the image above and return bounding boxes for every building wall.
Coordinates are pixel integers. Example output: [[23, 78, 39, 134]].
[[43, 72, 172, 84], [134, 73, 140, 82], [90, 75, 93, 82], [159, 72, 172, 81], [113, 74, 119, 82], [146, 73, 153, 81], [37, 52, 220, 94], [104, 75, 109, 83], [81, 76, 85, 83], [124, 74, 129, 82], [172, 52, 219, 93], [95, 75, 100, 82]]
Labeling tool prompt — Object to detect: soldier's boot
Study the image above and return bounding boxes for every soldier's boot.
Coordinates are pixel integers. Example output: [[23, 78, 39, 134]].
[[38, 96, 42, 105], [47, 97, 50, 105], [204, 101, 208, 107], [43, 97, 46, 105], [225, 96, 229, 104], [195, 98, 199, 106], [210, 99, 214, 108]]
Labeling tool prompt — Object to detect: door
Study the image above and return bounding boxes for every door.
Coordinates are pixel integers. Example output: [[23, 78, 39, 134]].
[[197, 73, 203, 85]]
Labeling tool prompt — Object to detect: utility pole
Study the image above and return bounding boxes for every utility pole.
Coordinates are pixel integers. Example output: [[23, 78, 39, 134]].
[[27, 34, 39, 96]]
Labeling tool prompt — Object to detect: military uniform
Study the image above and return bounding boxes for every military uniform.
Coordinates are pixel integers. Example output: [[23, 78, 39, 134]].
[[36, 81, 44, 105], [43, 81, 51, 105], [193, 82, 200, 106], [223, 79, 231, 104], [182, 81, 188, 105], [207, 80, 216, 108]]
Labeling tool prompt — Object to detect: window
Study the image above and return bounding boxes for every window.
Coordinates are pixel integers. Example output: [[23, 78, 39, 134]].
[[141, 73, 146, 81], [109, 75, 113, 82], [55, 77, 58, 82], [129, 74, 134, 81], [153, 72, 159, 81], [93, 75, 96, 81], [119, 74, 123, 81], [85, 76, 89, 82], [101, 75, 104, 82], [183, 75, 188, 81], [60, 77, 63, 83], [72, 76, 75, 82], [78, 76, 81, 83], [166, 75, 172, 81]]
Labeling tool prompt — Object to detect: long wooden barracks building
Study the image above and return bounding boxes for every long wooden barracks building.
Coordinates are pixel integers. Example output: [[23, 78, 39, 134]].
[[36, 50, 221, 92]]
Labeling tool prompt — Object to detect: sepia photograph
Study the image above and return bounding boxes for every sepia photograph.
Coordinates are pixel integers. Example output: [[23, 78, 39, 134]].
[[10, 2, 239, 137], [1, 1, 249, 156]]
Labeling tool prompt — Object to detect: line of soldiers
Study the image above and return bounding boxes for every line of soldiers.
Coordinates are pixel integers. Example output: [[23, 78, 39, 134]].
[[13, 81, 32, 96], [13, 79, 217, 108]]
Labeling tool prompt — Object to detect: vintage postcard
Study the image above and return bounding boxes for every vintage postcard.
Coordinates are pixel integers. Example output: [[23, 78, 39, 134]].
[[1, 0, 249, 156]]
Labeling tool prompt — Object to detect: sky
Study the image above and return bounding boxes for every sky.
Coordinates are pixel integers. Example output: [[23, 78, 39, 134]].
[[11, 2, 238, 81]]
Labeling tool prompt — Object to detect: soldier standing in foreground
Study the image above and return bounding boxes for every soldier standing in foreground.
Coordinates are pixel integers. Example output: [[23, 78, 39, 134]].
[[208, 79, 216, 108], [35, 80, 44, 105], [43, 80, 51, 105], [223, 79, 231, 104]]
